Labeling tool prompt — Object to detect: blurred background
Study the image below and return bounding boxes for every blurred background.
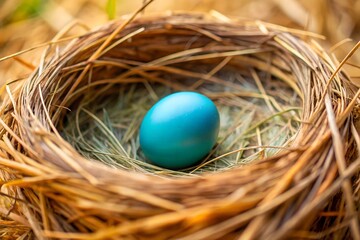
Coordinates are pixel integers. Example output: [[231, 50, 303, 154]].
[[0, 0, 359, 86]]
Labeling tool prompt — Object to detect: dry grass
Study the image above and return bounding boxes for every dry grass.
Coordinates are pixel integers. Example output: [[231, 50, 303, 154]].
[[0, 3, 359, 238], [1, 0, 359, 85], [60, 65, 301, 176]]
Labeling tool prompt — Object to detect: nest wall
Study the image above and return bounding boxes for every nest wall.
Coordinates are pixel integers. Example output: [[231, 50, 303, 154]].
[[0, 13, 360, 240]]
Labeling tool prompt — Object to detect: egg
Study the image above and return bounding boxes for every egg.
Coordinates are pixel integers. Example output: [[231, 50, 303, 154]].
[[139, 92, 220, 170]]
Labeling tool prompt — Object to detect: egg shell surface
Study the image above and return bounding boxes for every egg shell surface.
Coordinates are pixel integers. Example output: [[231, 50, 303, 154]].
[[139, 92, 220, 170]]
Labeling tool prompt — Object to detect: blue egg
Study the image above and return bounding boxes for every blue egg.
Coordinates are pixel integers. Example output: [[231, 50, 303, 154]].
[[139, 92, 220, 170]]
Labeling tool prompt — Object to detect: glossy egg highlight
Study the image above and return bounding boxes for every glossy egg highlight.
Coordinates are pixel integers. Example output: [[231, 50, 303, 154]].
[[139, 92, 220, 170]]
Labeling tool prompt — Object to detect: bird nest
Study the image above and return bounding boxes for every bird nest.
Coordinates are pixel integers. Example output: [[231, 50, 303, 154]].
[[1, 12, 360, 240]]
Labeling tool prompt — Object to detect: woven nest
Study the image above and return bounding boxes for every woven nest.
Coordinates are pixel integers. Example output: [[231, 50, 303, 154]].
[[1, 12, 360, 240]]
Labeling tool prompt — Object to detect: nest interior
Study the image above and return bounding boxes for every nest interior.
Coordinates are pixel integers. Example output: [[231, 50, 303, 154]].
[[59, 34, 302, 175], [0, 13, 360, 240]]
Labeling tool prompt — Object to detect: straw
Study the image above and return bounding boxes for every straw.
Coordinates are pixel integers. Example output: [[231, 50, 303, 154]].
[[0, 11, 359, 240]]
